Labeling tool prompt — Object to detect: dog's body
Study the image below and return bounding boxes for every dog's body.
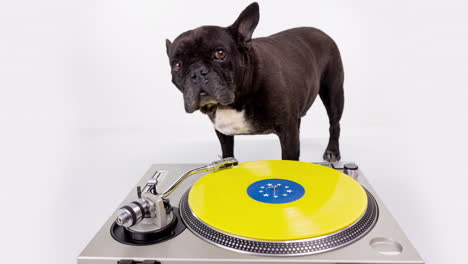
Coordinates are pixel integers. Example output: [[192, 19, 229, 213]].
[[166, 3, 344, 161]]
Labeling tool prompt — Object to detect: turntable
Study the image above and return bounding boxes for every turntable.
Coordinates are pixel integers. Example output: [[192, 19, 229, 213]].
[[78, 158, 424, 264]]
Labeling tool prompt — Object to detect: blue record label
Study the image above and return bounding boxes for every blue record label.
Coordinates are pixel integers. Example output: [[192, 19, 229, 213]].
[[247, 179, 305, 204]]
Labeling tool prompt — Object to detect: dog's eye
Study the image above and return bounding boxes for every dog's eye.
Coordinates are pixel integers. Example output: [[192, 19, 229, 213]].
[[214, 49, 226, 60], [173, 62, 182, 71]]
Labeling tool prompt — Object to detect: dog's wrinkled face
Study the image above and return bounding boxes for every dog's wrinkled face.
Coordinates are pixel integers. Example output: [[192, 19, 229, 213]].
[[166, 3, 259, 113], [166, 27, 238, 113]]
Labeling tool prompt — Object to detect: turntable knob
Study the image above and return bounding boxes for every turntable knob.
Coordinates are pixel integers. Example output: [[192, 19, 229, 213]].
[[344, 163, 359, 180]]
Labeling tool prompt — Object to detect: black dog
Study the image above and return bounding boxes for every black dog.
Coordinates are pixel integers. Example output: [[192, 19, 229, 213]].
[[166, 2, 344, 161]]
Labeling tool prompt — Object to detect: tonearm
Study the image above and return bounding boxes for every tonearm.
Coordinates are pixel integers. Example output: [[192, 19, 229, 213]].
[[115, 157, 238, 232]]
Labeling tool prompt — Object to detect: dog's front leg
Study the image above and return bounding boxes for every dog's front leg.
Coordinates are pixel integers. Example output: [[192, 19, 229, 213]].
[[215, 130, 234, 158], [275, 119, 300, 161]]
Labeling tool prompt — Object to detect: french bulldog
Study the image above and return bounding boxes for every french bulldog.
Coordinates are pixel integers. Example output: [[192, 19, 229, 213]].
[[165, 2, 344, 161]]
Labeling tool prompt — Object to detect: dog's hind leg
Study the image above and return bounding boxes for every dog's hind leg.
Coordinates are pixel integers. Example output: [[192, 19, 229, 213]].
[[319, 57, 344, 162]]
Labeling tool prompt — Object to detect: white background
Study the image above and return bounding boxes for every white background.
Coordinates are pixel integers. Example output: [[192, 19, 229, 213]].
[[0, 0, 467, 263]]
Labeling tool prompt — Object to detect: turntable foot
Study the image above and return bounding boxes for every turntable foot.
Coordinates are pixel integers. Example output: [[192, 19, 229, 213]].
[[118, 260, 160, 264]]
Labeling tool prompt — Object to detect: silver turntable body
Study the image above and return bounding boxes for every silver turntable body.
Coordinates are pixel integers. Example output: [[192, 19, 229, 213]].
[[78, 161, 424, 264]]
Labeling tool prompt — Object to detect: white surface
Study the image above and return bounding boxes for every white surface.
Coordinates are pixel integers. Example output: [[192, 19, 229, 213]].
[[0, 0, 467, 263]]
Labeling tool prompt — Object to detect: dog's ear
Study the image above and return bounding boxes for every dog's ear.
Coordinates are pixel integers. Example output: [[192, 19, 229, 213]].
[[229, 2, 259, 48], [166, 39, 172, 56]]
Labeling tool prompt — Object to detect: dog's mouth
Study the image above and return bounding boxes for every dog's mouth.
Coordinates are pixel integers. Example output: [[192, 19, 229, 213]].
[[199, 95, 219, 114], [200, 103, 218, 114]]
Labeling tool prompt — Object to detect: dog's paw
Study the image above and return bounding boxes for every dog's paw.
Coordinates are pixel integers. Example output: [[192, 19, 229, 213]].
[[323, 149, 341, 162]]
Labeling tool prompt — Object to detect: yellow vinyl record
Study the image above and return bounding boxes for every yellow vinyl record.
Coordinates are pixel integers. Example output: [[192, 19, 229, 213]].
[[187, 160, 367, 241]]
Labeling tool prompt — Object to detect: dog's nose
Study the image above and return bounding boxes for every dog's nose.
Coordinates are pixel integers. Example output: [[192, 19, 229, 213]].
[[190, 72, 198, 81], [190, 67, 209, 83], [200, 68, 208, 76]]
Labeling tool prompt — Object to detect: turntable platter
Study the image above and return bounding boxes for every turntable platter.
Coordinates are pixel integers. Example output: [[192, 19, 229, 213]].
[[180, 160, 378, 256], [187, 160, 367, 240]]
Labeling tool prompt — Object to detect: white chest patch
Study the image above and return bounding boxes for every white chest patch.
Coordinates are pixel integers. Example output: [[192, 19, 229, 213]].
[[213, 108, 251, 135]]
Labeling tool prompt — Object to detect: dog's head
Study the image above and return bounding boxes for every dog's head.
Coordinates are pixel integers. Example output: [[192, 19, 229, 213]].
[[166, 2, 259, 113]]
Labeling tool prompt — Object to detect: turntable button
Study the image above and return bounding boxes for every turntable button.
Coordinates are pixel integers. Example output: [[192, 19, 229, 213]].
[[344, 163, 358, 170], [344, 164, 359, 180]]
